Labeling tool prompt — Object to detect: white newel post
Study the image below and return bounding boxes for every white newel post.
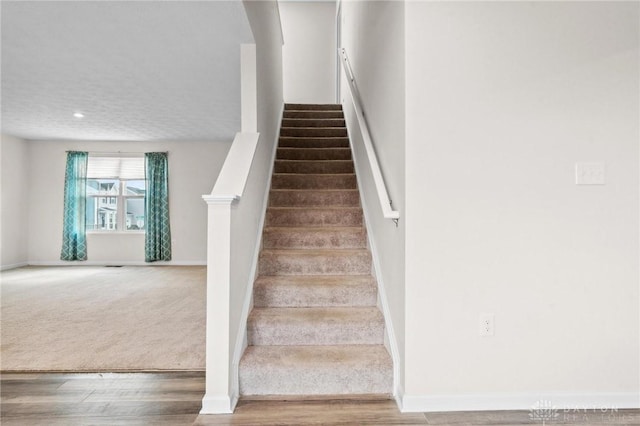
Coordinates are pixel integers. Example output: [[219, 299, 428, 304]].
[[200, 195, 237, 414]]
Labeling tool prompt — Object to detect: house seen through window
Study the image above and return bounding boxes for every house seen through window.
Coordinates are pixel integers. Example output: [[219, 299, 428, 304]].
[[86, 156, 146, 232]]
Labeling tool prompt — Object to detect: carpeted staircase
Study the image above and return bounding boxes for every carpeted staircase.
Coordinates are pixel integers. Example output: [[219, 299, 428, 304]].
[[238, 103, 393, 397]]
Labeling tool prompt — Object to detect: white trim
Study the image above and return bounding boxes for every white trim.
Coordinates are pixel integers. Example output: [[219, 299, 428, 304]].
[[202, 195, 238, 205], [0, 262, 28, 271], [230, 330, 248, 412], [27, 260, 206, 267], [395, 384, 405, 412], [400, 392, 640, 413], [229, 102, 285, 410], [200, 394, 235, 414]]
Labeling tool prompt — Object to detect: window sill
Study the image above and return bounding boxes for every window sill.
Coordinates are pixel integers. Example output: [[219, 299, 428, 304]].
[[87, 231, 145, 235]]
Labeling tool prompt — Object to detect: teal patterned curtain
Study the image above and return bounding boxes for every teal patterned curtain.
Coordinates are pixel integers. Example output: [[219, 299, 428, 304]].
[[145, 152, 171, 262], [60, 151, 88, 261]]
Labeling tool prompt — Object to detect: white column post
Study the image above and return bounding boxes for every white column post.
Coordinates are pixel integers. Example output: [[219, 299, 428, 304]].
[[200, 196, 236, 414]]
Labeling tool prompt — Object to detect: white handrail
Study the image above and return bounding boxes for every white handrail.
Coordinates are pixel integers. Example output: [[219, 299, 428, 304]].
[[339, 48, 400, 224]]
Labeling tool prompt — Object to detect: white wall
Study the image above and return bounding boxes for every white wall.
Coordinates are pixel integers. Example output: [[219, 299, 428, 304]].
[[27, 140, 230, 265], [280, 0, 336, 104], [339, 0, 406, 395], [404, 1, 639, 409], [1, 134, 30, 269]]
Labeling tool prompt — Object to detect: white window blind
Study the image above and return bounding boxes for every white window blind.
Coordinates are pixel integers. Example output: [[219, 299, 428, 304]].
[[87, 155, 145, 179]]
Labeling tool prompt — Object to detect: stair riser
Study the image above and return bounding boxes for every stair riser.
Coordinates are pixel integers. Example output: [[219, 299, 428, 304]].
[[262, 229, 366, 249], [274, 161, 354, 174], [279, 137, 349, 148], [271, 174, 356, 190], [277, 148, 351, 161], [266, 209, 363, 227], [253, 282, 377, 307], [281, 128, 348, 138], [247, 318, 384, 346], [239, 345, 393, 396], [285, 103, 342, 111], [259, 252, 371, 276], [282, 119, 346, 128], [283, 111, 344, 119], [269, 191, 360, 207], [240, 369, 392, 396]]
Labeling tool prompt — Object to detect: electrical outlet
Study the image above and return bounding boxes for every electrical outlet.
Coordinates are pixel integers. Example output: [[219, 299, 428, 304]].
[[479, 313, 495, 337], [576, 162, 605, 185]]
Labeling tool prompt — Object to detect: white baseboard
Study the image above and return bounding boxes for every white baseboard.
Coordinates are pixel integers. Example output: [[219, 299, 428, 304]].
[[200, 394, 236, 414], [395, 384, 405, 412], [0, 262, 28, 271], [400, 392, 640, 413], [27, 260, 206, 267]]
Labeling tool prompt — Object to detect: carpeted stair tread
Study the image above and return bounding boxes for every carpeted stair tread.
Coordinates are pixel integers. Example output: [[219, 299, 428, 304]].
[[282, 118, 346, 128], [259, 249, 371, 276], [285, 103, 343, 111], [253, 275, 377, 308], [239, 345, 392, 396], [271, 173, 356, 190], [263, 226, 366, 249], [284, 110, 344, 119], [266, 207, 363, 227], [268, 189, 360, 207], [274, 160, 354, 174], [277, 147, 352, 160], [247, 307, 384, 346], [280, 127, 348, 138], [278, 137, 350, 148]]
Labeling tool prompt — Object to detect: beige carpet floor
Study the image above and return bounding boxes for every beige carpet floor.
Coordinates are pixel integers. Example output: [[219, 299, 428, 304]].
[[0, 266, 205, 371]]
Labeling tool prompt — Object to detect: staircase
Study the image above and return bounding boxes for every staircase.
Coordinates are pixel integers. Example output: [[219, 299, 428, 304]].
[[238, 103, 393, 397]]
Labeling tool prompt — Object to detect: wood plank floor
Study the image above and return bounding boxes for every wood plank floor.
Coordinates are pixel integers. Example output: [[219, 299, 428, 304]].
[[2, 372, 638, 425]]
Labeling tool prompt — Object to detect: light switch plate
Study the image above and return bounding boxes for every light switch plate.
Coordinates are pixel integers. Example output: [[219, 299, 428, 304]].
[[575, 162, 605, 185]]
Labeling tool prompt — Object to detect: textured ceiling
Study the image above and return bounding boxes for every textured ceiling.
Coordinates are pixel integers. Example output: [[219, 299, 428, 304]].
[[1, 1, 254, 141]]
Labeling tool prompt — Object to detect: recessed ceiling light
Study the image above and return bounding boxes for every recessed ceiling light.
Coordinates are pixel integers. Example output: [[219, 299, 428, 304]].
[[73, 112, 85, 119]]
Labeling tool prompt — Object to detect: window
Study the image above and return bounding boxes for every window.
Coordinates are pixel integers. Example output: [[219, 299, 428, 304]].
[[85, 156, 146, 232]]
